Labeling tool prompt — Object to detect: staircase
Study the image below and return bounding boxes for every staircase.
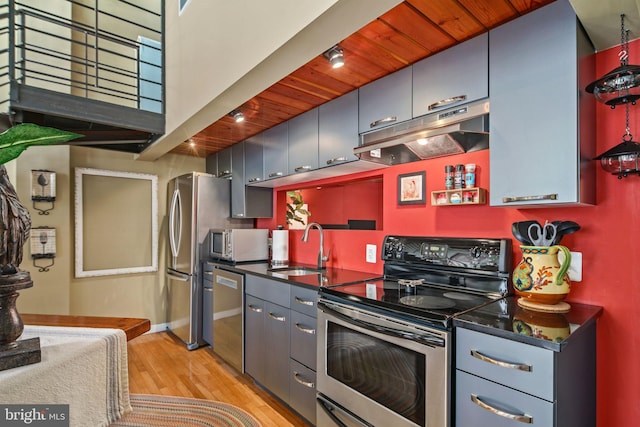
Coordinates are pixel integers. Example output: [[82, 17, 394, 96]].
[[0, 0, 164, 153]]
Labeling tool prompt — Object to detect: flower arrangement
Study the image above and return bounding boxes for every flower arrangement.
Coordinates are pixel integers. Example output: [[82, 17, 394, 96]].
[[285, 190, 310, 227]]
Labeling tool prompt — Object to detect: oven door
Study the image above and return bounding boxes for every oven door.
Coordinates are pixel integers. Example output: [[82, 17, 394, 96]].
[[317, 298, 450, 427]]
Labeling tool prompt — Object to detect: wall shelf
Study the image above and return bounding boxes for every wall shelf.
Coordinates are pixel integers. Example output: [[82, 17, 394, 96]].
[[432, 188, 486, 206]]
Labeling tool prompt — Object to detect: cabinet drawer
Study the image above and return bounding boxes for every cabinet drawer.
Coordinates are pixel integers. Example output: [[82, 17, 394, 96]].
[[456, 370, 554, 427], [290, 310, 317, 370], [290, 286, 318, 317], [245, 274, 290, 307], [289, 359, 316, 425], [456, 328, 554, 400]]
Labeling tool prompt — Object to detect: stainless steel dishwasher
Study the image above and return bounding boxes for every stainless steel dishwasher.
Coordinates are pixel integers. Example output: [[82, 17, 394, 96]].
[[211, 267, 244, 373]]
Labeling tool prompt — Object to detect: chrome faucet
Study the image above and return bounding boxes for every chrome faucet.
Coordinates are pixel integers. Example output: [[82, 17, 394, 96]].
[[302, 222, 329, 270]]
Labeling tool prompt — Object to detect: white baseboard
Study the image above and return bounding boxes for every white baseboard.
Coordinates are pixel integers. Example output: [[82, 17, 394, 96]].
[[148, 322, 169, 334]]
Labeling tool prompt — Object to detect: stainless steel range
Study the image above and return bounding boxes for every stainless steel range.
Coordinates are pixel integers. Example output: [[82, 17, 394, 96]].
[[316, 235, 512, 427]]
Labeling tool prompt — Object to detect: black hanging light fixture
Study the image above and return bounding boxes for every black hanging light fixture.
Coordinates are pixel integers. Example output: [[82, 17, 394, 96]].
[[585, 14, 640, 107], [588, 13, 640, 178], [594, 102, 640, 178]]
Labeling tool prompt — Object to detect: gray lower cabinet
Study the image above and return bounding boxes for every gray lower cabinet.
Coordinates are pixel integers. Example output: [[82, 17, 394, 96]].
[[201, 263, 215, 346], [245, 275, 317, 425], [488, 0, 595, 207], [289, 286, 318, 425], [245, 275, 290, 400], [455, 326, 596, 427]]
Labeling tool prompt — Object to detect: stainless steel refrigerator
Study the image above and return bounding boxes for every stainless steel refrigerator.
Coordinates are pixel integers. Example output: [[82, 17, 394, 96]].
[[166, 172, 251, 349]]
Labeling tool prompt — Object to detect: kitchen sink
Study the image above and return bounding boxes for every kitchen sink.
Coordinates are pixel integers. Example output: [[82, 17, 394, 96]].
[[268, 266, 325, 276]]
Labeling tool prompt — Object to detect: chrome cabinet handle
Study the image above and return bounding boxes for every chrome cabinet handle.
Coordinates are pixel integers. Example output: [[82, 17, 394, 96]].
[[204, 271, 213, 277], [293, 372, 315, 388], [326, 156, 347, 165], [248, 177, 262, 183], [247, 304, 263, 313], [428, 94, 467, 111], [294, 296, 314, 306], [217, 170, 231, 178], [294, 165, 312, 173], [370, 116, 397, 128], [502, 194, 558, 203], [268, 172, 283, 178], [470, 394, 533, 424], [294, 323, 316, 335], [268, 312, 286, 322], [470, 349, 532, 372]]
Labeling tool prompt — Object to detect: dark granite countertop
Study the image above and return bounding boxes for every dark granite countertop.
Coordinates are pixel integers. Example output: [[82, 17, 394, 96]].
[[453, 296, 603, 352], [204, 261, 382, 290]]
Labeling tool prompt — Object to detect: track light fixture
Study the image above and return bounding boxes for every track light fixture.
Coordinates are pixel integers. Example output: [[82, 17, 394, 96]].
[[323, 45, 344, 69], [585, 14, 640, 107], [229, 109, 244, 123]]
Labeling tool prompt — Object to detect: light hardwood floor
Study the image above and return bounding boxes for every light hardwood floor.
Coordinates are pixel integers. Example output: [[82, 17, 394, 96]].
[[126, 331, 309, 427]]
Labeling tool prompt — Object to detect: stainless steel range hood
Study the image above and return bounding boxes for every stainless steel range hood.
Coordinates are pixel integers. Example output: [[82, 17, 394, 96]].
[[354, 99, 490, 165]]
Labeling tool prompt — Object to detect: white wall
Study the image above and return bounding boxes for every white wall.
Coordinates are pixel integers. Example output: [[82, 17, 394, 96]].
[[139, 0, 402, 160], [15, 146, 204, 326]]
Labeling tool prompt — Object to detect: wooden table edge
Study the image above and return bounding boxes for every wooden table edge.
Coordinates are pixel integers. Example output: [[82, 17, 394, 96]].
[[21, 314, 151, 341]]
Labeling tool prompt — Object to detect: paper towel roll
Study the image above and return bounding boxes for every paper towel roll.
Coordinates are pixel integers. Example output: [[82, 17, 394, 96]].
[[271, 230, 289, 265]]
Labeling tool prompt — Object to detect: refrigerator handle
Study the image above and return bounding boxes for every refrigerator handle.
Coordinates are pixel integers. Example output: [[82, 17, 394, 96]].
[[166, 269, 190, 281], [169, 188, 182, 258]]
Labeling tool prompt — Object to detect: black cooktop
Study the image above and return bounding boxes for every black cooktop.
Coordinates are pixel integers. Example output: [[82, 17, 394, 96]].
[[319, 278, 500, 329], [319, 235, 513, 329]]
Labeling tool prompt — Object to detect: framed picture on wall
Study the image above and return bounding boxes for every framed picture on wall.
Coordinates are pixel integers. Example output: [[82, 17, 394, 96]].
[[398, 171, 426, 205]]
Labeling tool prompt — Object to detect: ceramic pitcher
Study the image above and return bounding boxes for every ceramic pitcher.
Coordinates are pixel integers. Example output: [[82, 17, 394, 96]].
[[512, 245, 572, 305]]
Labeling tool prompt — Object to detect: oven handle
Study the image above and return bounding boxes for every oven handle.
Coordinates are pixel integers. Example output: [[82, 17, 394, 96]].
[[317, 395, 373, 427], [318, 301, 445, 347]]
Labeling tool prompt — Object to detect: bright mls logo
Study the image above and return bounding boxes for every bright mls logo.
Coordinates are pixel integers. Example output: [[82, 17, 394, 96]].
[[0, 405, 69, 426]]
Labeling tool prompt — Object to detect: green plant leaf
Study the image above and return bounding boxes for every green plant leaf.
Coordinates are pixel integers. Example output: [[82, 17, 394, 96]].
[[0, 123, 83, 165]]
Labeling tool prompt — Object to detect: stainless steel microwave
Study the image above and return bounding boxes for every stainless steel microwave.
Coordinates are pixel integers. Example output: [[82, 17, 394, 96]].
[[209, 228, 269, 262]]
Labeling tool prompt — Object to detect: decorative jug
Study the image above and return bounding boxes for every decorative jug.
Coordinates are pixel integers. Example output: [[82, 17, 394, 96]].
[[512, 245, 571, 305]]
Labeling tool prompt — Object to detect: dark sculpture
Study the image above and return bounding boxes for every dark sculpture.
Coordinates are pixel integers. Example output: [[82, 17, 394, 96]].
[[0, 165, 31, 275], [0, 124, 82, 370]]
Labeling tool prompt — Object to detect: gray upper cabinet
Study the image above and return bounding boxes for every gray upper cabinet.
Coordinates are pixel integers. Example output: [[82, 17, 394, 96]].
[[263, 122, 288, 181], [217, 146, 232, 178], [244, 133, 264, 185], [412, 32, 488, 118], [230, 142, 246, 217], [488, 0, 596, 207], [231, 141, 273, 218], [288, 108, 319, 175], [205, 152, 217, 177], [319, 89, 359, 167], [358, 66, 412, 133]]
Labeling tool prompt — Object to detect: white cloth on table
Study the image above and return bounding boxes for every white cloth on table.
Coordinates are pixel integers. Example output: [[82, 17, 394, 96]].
[[0, 325, 132, 427]]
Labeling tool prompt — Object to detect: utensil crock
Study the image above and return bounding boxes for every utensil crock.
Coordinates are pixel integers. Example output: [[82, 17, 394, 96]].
[[512, 245, 572, 305]]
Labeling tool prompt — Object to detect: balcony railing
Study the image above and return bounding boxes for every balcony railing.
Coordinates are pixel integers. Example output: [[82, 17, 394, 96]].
[[0, 0, 163, 120]]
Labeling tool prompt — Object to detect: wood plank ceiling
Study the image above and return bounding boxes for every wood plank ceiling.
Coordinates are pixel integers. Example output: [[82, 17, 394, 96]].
[[172, 0, 554, 158]]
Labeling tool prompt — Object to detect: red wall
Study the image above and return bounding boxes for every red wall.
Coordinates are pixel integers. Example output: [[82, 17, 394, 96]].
[[257, 39, 640, 427]]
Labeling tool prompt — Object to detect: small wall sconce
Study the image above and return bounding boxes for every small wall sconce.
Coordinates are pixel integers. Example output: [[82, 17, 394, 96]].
[[31, 169, 56, 215], [30, 227, 56, 272], [323, 45, 344, 69], [229, 109, 244, 123]]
